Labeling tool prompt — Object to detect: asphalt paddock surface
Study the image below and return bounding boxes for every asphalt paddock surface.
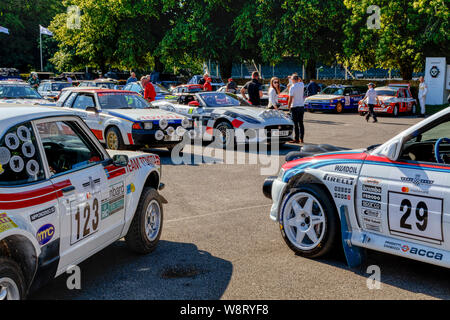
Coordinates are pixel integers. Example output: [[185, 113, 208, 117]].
[[30, 112, 450, 300]]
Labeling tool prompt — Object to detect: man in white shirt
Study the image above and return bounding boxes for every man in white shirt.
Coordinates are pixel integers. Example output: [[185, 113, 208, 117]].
[[288, 75, 305, 143], [418, 76, 427, 117], [364, 83, 379, 123]]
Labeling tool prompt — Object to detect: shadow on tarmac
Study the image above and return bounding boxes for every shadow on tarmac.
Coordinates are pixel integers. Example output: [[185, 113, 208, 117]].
[[29, 240, 233, 300]]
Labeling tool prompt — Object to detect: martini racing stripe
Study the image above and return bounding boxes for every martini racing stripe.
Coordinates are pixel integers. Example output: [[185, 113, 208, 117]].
[[282, 153, 450, 183]]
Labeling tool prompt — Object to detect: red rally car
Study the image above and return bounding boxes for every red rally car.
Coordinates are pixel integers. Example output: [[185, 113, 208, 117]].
[[358, 84, 417, 117]]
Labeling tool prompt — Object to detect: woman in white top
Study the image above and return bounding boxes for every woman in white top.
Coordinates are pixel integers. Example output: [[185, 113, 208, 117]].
[[267, 77, 281, 109], [418, 76, 427, 117]]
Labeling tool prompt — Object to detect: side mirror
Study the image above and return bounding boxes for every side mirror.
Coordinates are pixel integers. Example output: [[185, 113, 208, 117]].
[[86, 106, 98, 113], [378, 138, 402, 161], [112, 154, 129, 167], [188, 101, 200, 107]]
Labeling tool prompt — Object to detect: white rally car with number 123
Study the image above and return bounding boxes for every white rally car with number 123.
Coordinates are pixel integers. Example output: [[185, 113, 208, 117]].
[[0, 104, 166, 299]]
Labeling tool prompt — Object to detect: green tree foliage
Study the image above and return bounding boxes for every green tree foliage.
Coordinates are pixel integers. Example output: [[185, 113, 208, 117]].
[[158, 0, 262, 78], [257, 0, 349, 79], [343, 0, 450, 79], [50, 0, 170, 72], [0, 0, 63, 71]]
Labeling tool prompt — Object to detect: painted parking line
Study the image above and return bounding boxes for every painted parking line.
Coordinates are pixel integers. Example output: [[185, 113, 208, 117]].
[[165, 204, 272, 224]]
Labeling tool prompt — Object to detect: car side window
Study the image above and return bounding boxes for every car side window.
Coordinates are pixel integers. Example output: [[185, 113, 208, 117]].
[[56, 90, 71, 107], [63, 92, 77, 107], [36, 121, 104, 176], [73, 94, 95, 110], [0, 122, 46, 186], [398, 89, 405, 98]]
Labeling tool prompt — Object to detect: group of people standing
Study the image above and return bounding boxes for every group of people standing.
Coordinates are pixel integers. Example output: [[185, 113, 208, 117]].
[[127, 72, 157, 102]]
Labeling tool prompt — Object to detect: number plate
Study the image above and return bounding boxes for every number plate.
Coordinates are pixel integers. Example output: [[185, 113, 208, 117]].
[[164, 135, 181, 141], [388, 191, 443, 242], [272, 130, 289, 137]]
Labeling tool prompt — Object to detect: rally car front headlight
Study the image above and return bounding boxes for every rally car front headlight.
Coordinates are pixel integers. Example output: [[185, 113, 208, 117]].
[[159, 118, 168, 129], [144, 122, 153, 130], [181, 118, 191, 128], [155, 130, 164, 140], [166, 126, 175, 136]]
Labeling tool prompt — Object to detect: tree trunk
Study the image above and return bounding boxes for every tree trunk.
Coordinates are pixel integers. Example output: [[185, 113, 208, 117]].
[[400, 63, 413, 80], [305, 60, 316, 81], [219, 58, 233, 80], [154, 56, 165, 73]]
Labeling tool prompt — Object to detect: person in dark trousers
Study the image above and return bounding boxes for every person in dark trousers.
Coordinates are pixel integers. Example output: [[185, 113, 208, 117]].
[[288, 75, 305, 143], [306, 79, 320, 97], [241, 71, 263, 106], [364, 83, 379, 123]]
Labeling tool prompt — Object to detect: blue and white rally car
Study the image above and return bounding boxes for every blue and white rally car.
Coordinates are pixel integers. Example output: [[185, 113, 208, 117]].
[[56, 88, 191, 150], [0, 104, 165, 299], [264, 106, 450, 268], [304, 85, 365, 113]]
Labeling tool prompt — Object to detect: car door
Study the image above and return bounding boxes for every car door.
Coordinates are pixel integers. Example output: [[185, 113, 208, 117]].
[[70, 93, 104, 142], [0, 120, 61, 251], [34, 117, 125, 271], [356, 117, 450, 252]]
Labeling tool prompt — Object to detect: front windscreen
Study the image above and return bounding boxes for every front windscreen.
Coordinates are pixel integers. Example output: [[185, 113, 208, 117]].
[[98, 92, 149, 109], [0, 84, 43, 99]]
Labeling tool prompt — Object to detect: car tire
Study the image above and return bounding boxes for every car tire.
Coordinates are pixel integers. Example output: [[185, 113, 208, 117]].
[[393, 105, 399, 117], [105, 127, 125, 150], [0, 257, 26, 300], [125, 187, 163, 254], [335, 102, 343, 113], [214, 121, 235, 149], [278, 184, 339, 258]]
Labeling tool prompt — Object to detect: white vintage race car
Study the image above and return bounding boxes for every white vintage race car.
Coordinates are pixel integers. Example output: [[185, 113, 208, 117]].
[[0, 104, 165, 299], [153, 92, 294, 147], [0, 81, 55, 106], [264, 106, 450, 268], [56, 88, 192, 150]]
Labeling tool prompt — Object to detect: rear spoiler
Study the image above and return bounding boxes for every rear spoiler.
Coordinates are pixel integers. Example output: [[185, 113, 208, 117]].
[[388, 83, 410, 88]]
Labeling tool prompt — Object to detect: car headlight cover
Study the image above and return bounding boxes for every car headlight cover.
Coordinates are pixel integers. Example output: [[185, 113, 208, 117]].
[[181, 118, 191, 128], [144, 122, 153, 130], [155, 130, 164, 140], [166, 126, 175, 136], [159, 118, 168, 129]]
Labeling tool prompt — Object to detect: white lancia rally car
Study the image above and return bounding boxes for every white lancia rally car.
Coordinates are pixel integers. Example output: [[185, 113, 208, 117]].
[[263, 106, 450, 268], [154, 91, 294, 148], [0, 105, 165, 299]]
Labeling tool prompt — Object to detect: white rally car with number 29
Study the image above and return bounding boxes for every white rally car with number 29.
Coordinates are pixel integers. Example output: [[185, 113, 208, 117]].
[[0, 104, 166, 300], [264, 106, 450, 268]]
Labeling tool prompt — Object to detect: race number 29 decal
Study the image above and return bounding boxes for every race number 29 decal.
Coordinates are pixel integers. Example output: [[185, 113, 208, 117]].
[[388, 191, 443, 242]]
